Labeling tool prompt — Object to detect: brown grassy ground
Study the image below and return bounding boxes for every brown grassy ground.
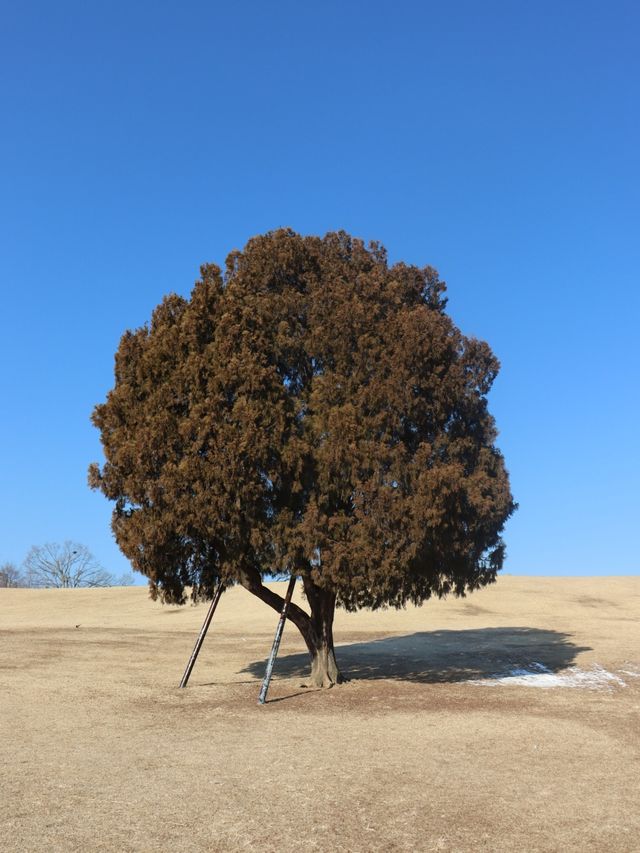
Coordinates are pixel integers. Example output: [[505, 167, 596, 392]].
[[1, 576, 639, 852]]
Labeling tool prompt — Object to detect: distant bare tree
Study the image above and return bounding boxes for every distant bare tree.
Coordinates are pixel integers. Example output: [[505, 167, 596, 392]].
[[0, 562, 24, 587], [23, 542, 114, 588]]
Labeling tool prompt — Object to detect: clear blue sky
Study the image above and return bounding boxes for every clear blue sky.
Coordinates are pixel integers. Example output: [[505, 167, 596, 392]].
[[1, 1, 638, 580]]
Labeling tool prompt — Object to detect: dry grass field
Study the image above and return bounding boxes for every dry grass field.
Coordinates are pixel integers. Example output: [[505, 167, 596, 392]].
[[1, 576, 639, 852]]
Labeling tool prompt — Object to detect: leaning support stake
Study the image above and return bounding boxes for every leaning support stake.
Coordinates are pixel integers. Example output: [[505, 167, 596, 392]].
[[258, 574, 297, 705], [179, 581, 225, 688]]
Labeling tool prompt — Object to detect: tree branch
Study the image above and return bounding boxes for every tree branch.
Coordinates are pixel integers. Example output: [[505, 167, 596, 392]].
[[238, 566, 313, 639]]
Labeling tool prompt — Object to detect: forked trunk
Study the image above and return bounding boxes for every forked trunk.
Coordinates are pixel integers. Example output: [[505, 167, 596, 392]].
[[239, 568, 346, 688]]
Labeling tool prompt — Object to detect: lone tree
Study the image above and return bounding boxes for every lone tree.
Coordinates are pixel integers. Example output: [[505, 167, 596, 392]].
[[89, 230, 515, 686], [23, 542, 114, 588], [0, 562, 24, 588]]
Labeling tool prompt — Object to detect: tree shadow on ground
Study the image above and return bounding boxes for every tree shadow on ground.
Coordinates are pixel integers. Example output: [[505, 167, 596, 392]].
[[241, 627, 592, 684]]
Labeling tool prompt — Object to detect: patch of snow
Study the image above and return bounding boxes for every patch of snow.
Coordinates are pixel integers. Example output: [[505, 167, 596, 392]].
[[618, 663, 640, 678], [469, 663, 627, 690]]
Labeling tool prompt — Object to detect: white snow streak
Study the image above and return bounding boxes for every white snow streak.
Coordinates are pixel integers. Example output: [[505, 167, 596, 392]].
[[469, 662, 628, 690], [618, 663, 640, 679]]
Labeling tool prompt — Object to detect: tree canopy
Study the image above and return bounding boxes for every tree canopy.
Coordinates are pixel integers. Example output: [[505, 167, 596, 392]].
[[89, 230, 515, 685]]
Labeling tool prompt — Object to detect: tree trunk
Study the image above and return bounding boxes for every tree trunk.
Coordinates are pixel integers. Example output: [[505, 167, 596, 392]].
[[238, 568, 346, 688], [308, 640, 343, 687], [302, 578, 346, 687]]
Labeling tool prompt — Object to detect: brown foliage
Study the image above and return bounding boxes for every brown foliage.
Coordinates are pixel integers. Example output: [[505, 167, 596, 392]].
[[89, 230, 515, 683]]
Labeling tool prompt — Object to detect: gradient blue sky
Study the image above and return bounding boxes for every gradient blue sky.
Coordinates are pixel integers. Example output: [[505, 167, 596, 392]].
[[1, 1, 638, 581]]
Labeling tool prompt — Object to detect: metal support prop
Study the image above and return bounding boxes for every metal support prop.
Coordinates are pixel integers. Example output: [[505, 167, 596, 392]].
[[257, 574, 297, 705], [178, 581, 225, 688]]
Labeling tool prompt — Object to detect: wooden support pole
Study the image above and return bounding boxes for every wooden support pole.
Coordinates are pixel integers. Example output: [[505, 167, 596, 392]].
[[257, 574, 297, 705], [178, 581, 225, 688]]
